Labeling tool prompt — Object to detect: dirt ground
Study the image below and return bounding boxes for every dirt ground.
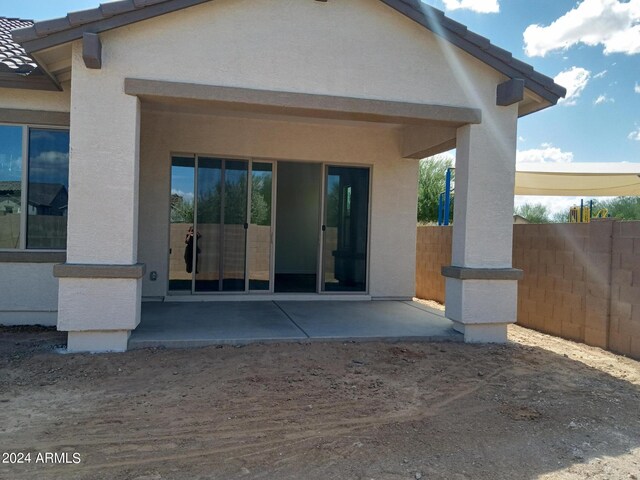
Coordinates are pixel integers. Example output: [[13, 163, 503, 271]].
[[1, 320, 639, 480]]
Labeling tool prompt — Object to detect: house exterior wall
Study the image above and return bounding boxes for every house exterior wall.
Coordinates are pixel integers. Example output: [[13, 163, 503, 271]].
[[2, 0, 515, 338], [0, 82, 70, 113], [0, 83, 70, 326], [138, 110, 418, 299], [97, 0, 505, 108], [0, 263, 59, 326]]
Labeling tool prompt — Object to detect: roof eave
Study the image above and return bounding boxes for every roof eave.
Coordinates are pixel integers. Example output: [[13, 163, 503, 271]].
[[12, 0, 211, 54], [380, 0, 566, 106], [10, 0, 567, 105], [0, 69, 60, 92]]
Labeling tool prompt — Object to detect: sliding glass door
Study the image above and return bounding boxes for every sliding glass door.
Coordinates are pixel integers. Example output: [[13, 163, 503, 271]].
[[321, 166, 370, 292], [169, 156, 196, 292], [248, 162, 273, 291], [169, 158, 369, 295], [169, 156, 253, 294]]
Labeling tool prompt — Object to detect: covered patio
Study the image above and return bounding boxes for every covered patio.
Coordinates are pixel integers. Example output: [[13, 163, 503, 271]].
[[129, 301, 461, 349]]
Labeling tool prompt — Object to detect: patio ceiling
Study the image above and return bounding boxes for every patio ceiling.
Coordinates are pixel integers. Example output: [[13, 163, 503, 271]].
[[128, 78, 474, 159]]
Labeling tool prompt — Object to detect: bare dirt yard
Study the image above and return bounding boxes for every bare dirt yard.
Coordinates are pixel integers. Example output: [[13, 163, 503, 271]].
[[1, 322, 639, 480]]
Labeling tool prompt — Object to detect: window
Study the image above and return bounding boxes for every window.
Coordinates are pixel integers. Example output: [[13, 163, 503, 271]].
[[0, 125, 69, 250]]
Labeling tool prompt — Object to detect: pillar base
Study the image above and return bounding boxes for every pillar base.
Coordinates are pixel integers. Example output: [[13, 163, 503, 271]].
[[452, 321, 508, 344], [67, 330, 130, 353]]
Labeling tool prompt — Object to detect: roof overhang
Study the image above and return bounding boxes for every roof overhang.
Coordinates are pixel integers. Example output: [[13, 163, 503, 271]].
[[10, 0, 566, 110]]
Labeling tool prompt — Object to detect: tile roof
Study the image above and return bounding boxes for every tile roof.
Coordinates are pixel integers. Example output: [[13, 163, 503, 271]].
[[8, 0, 566, 105], [0, 17, 37, 75], [0, 180, 22, 192]]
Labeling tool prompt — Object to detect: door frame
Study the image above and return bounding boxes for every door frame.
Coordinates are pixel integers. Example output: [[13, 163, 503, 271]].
[[317, 163, 373, 296], [167, 154, 372, 297]]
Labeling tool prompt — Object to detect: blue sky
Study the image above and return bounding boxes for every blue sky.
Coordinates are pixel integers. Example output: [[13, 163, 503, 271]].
[[432, 0, 640, 168], [2, 0, 639, 212]]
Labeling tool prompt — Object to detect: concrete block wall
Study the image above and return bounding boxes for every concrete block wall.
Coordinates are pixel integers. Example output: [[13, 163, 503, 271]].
[[416, 221, 640, 360], [514, 223, 592, 344], [609, 221, 640, 358]]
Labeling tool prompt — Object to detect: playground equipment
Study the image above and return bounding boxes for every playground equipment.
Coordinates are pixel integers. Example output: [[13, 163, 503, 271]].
[[568, 199, 609, 223], [437, 168, 454, 226]]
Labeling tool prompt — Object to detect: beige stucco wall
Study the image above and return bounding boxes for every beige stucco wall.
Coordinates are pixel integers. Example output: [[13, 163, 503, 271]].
[[138, 110, 418, 299], [0, 81, 70, 113], [0, 263, 58, 326], [0, 81, 70, 325], [98, 0, 504, 107]]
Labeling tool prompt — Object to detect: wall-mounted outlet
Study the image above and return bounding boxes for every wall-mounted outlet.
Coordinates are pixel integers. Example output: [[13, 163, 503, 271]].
[[150, 271, 158, 281]]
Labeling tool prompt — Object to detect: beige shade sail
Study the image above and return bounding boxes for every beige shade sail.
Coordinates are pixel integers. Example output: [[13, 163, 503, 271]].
[[515, 163, 640, 196]]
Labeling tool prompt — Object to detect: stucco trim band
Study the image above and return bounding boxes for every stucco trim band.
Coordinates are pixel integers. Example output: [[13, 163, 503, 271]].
[[53, 263, 146, 279], [441, 266, 523, 281], [0, 108, 70, 126], [124, 78, 483, 126], [0, 251, 66, 263]]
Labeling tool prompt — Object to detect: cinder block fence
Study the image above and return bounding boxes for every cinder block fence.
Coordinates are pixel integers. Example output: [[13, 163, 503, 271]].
[[416, 220, 640, 360]]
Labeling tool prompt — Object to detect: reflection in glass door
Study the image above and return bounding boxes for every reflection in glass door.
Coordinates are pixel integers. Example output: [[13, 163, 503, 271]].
[[248, 162, 273, 291], [169, 156, 251, 294], [194, 157, 222, 292], [169, 157, 196, 292], [322, 166, 370, 292], [195, 158, 248, 292], [220, 160, 249, 291]]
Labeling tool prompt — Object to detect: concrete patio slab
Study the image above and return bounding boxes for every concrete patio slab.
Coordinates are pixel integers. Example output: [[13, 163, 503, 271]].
[[130, 301, 307, 349], [129, 300, 461, 349], [278, 300, 459, 341]]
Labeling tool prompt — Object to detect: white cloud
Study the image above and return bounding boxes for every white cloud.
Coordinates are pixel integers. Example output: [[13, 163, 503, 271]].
[[171, 189, 194, 202], [554, 67, 591, 105], [442, 0, 499, 13], [635, 82, 640, 93], [523, 0, 640, 57], [629, 127, 640, 141], [593, 70, 608, 79], [517, 145, 574, 164], [594, 94, 615, 104]]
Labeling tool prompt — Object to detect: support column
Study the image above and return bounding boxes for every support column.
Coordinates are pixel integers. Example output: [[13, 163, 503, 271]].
[[56, 42, 142, 352], [443, 104, 522, 343]]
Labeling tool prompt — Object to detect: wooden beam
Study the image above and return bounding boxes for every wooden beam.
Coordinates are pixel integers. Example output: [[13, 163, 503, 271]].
[[496, 78, 525, 106], [401, 124, 457, 159], [125, 78, 483, 126], [82, 32, 102, 69]]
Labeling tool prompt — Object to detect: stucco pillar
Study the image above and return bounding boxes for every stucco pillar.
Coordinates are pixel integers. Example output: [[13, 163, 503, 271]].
[[55, 41, 142, 352], [443, 104, 522, 343]]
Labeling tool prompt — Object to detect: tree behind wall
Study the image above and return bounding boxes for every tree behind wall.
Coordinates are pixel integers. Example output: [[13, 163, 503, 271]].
[[417, 155, 453, 224], [597, 197, 640, 220], [514, 203, 551, 224]]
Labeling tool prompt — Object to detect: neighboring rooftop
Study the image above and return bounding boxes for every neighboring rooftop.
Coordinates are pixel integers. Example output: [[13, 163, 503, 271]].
[[9, 0, 566, 107]]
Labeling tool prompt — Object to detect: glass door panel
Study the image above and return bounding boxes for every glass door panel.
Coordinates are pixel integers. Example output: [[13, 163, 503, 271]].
[[169, 156, 254, 294], [322, 166, 370, 292], [221, 160, 248, 291], [248, 162, 273, 291], [169, 156, 195, 292], [195, 157, 222, 292]]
